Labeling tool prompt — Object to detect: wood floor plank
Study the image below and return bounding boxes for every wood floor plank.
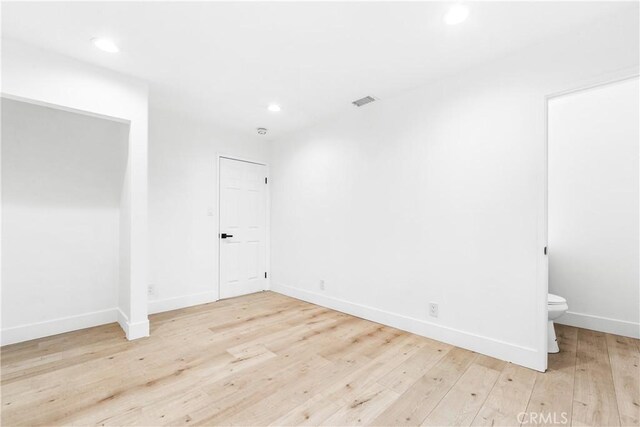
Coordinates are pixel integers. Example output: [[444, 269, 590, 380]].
[[572, 328, 621, 426], [523, 324, 578, 427], [606, 334, 640, 427], [421, 358, 503, 426], [377, 341, 452, 393], [370, 347, 477, 426], [192, 355, 336, 425], [2, 292, 638, 426], [323, 381, 401, 426], [271, 392, 343, 426], [471, 363, 537, 426], [137, 389, 212, 426], [271, 334, 428, 426], [232, 355, 375, 426]]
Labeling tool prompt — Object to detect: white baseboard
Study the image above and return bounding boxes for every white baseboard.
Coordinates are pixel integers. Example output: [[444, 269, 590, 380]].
[[117, 308, 128, 332], [1, 308, 118, 346], [148, 291, 218, 315], [557, 311, 640, 339], [271, 283, 544, 372], [127, 320, 150, 340], [117, 308, 150, 340]]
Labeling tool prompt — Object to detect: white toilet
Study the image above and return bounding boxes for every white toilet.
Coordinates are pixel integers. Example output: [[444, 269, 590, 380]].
[[548, 293, 568, 353]]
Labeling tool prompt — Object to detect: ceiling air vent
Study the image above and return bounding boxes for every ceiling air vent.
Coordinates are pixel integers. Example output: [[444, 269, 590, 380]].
[[352, 96, 377, 107]]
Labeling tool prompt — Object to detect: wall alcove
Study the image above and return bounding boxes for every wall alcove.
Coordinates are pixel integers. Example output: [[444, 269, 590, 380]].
[[2, 99, 130, 341], [1, 40, 150, 345]]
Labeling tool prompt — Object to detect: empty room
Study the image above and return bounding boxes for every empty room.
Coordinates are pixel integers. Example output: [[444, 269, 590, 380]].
[[1, 1, 638, 426]]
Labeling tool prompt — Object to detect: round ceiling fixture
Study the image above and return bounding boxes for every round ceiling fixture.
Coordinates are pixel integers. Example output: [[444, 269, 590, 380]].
[[91, 37, 120, 53], [444, 4, 469, 25], [257, 128, 268, 135], [267, 104, 281, 112]]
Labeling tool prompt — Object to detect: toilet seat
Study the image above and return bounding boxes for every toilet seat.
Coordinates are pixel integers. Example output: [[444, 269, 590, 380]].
[[548, 293, 566, 305]]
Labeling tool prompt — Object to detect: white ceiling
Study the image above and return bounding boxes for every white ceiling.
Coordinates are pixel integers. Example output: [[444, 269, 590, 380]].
[[2, 1, 636, 139]]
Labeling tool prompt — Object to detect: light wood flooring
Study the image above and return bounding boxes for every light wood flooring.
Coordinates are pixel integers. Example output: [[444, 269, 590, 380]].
[[2, 291, 639, 426]]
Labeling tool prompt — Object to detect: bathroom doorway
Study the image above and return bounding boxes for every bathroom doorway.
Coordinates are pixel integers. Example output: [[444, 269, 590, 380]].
[[546, 75, 639, 355]]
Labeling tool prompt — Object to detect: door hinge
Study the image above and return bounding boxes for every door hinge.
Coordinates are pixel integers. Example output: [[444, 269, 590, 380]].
[[265, 272, 267, 278], [544, 246, 548, 255], [265, 177, 268, 184]]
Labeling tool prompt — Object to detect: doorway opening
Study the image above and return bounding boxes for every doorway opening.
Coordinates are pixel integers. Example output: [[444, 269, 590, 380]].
[[546, 75, 639, 360]]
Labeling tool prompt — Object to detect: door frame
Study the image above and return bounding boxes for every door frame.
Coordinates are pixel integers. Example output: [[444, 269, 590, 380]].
[[541, 69, 639, 368], [215, 153, 270, 300]]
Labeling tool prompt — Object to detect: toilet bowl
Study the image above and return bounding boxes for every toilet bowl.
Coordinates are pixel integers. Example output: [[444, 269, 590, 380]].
[[548, 293, 568, 353]]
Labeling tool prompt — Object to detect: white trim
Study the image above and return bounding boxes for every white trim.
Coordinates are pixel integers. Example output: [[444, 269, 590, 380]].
[[271, 283, 544, 372], [117, 308, 129, 335], [546, 72, 640, 100], [117, 308, 149, 340], [537, 92, 550, 369], [127, 320, 150, 340], [557, 312, 640, 339], [1, 308, 119, 346], [1, 93, 131, 124], [219, 154, 268, 166], [215, 153, 271, 299], [148, 291, 217, 315]]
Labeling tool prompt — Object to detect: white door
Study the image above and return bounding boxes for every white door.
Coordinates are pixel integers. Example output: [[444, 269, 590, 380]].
[[219, 157, 268, 299]]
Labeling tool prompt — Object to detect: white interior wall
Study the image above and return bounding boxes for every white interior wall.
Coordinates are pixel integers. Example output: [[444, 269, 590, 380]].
[[148, 108, 269, 313], [269, 12, 639, 371], [549, 77, 639, 338], [1, 99, 129, 345], [1, 39, 150, 341]]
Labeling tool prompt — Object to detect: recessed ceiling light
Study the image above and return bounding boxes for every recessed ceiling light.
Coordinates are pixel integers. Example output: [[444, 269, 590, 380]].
[[267, 104, 281, 112], [444, 4, 469, 25], [91, 37, 119, 53]]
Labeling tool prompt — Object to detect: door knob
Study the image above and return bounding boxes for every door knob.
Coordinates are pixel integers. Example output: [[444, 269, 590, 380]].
[[220, 233, 233, 239]]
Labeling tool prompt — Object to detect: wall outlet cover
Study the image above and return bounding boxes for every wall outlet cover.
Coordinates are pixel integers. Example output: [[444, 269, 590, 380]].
[[429, 302, 439, 318]]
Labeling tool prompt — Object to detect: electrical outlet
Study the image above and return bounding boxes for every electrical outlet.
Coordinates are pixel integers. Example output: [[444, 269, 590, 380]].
[[148, 284, 156, 297], [429, 302, 439, 318], [319, 280, 325, 291]]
